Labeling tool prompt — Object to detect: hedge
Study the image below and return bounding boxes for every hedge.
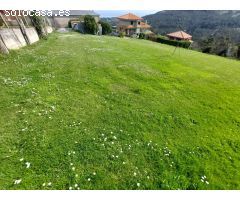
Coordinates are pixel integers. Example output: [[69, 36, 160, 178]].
[[144, 34, 191, 49], [156, 35, 191, 48]]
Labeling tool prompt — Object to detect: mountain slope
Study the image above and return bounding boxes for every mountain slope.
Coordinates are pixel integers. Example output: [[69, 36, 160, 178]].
[[144, 10, 240, 41]]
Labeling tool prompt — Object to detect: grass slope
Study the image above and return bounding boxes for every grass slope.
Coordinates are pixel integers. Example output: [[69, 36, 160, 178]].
[[0, 32, 240, 189]]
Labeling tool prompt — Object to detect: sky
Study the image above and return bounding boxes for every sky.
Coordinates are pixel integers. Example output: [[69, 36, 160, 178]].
[[95, 10, 159, 18]]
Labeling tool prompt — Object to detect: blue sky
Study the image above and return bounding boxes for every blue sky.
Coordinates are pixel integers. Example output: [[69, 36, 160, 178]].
[[95, 10, 159, 18]]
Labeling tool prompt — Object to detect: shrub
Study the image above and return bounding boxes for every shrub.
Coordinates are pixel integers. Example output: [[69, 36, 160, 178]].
[[119, 32, 125, 38], [83, 15, 98, 34], [237, 45, 240, 59], [139, 33, 145, 39], [156, 35, 191, 48], [68, 20, 72, 28], [29, 11, 46, 38], [147, 34, 158, 42], [99, 21, 112, 35]]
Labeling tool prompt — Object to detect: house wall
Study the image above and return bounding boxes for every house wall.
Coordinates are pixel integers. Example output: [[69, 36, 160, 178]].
[[117, 19, 139, 27], [117, 19, 142, 35]]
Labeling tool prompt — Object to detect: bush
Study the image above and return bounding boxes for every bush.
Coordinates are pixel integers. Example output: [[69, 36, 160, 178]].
[[99, 21, 112, 35], [68, 20, 72, 28], [156, 35, 191, 48], [84, 15, 98, 34], [237, 45, 240, 59], [119, 32, 125, 38], [146, 34, 158, 42], [139, 33, 145, 39], [29, 11, 46, 38]]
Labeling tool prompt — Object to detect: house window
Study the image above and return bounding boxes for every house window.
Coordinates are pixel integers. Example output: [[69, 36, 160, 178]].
[[131, 21, 133, 25], [138, 21, 140, 25]]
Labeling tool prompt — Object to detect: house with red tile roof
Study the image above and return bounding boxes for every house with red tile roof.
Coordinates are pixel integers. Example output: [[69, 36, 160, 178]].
[[166, 31, 192, 41], [116, 13, 151, 36]]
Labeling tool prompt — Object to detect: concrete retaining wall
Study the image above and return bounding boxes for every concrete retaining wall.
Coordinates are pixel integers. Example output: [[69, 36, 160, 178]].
[[0, 28, 23, 49], [12, 28, 27, 47], [0, 25, 53, 54], [25, 27, 39, 44]]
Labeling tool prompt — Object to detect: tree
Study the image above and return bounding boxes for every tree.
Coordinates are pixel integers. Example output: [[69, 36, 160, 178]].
[[99, 21, 112, 35], [83, 15, 98, 34]]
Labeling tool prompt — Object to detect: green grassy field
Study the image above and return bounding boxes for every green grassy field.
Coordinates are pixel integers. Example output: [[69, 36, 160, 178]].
[[0, 32, 240, 190]]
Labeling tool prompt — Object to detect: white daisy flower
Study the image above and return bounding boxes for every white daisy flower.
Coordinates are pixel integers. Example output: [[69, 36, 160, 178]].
[[25, 162, 31, 168], [69, 187, 73, 190], [206, 181, 209, 185], [19, 158, 24, 162], [75, 184, 78, 187], [70, 163, 73, 166], [93, 172, 96, 175], [72, 167, 75, 171], [14, 179, 22, 185], [75, 174, 79, 177], [134, 172, 137, 176], [42, 183, 46, 186], [48, 182, 52, 186], [123, 162, 126, 165], [137, 183, 140, 187], [88, 178, 91, 181]]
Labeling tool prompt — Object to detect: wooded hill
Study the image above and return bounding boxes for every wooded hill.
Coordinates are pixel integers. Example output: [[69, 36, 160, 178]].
[[143, 10, 240, 58]]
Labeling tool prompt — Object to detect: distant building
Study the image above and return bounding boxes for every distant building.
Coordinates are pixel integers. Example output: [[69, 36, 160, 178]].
[[50, 10, 100, 28], [166, 31, 192, 41], [116, 13, 151, 36]]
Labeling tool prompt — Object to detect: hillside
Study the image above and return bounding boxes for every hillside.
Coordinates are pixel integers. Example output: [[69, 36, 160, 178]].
[[143, 10, 240, 41], [143, 11, 240, 58], [0, 32, 240, 189]]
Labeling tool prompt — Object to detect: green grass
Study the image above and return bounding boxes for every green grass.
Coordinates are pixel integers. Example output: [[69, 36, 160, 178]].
[[0, 32, 240, 190]]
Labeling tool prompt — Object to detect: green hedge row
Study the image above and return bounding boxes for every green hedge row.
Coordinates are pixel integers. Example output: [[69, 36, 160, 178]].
[[143, 34, 191, 49], [156, 36, 191, 48]]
